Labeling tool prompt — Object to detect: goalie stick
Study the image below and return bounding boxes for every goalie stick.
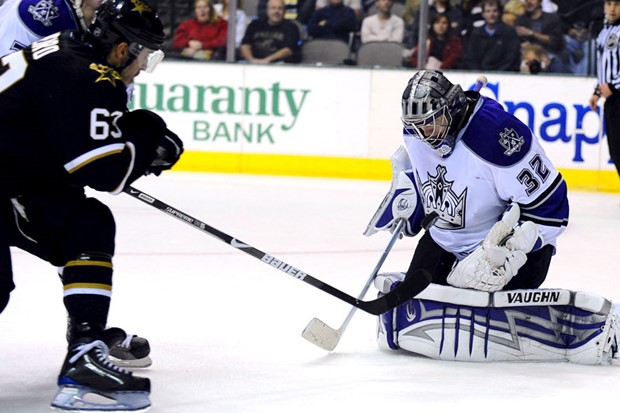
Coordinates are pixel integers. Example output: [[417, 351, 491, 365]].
[[124, 186, 431, 315], [302, 213, 439, 351], [301, 219, 406, 351]]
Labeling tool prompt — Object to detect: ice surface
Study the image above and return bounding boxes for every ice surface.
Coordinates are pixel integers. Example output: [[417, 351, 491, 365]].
[[1, 172, 618, 412]]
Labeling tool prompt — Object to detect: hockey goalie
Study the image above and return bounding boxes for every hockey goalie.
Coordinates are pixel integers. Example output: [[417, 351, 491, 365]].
[[363, 70, 618, 365]]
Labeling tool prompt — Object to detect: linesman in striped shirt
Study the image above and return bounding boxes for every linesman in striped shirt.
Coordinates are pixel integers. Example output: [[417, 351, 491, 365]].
[[590, 0, 620, 176]]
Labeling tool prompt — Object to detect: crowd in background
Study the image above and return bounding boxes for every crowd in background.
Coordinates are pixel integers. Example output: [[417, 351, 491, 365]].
[[159, 0, 604, 75]]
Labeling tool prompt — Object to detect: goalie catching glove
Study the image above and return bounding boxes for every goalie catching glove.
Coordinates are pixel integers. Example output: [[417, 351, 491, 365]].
[[364, 146, 424, 237], [447, 204, 541, 292]]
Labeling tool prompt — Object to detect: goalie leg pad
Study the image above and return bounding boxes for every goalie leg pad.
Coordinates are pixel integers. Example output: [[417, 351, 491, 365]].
[[380, 284, 617, 365]]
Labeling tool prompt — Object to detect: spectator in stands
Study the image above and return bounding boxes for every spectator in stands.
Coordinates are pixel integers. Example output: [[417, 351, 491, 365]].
[[360, 0, 405, 43], [514, 0, 565, 60], [402, 0, 419, 26], [520, 43, 570, 74], [173, 0, 228, 60], [315, 0, 362, 21], [307, 0, 358, 43], [409, 0, 465, 46], [502, 0, 524, 26], [557, 1, 596, 75], [240, 0, 301, 63], [463, 0, 521, 72], [459, 0, 485, 39], [214, 0, 249, 48], [402, 0, 420, 47], [410, 12, 463, 69], [563, 21, 590, 75], [542, 0, 558, 13], [257, 0, 316, 24]]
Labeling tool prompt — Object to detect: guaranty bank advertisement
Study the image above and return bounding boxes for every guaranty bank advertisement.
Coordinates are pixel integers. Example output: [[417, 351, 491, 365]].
[[131, 61, 617, 192]]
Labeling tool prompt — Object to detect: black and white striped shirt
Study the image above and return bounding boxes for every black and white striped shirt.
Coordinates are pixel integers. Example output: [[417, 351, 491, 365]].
[[596, 20, 620, 90]]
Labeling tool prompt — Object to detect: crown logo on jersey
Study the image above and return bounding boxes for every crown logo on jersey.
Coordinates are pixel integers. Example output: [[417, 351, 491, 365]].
[[89, 64, 122, 86], [28, 0, 60, 27], [131, 0, 153, 15], [498, 127, 524, 156], [417, 166, 466, 230]]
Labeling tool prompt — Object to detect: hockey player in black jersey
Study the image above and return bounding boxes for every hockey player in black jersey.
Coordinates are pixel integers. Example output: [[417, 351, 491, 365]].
[[0, 0, 183, 410], [1, 0, 154, 372]]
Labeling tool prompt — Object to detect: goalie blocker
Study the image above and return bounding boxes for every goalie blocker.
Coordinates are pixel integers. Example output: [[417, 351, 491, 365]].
[[375, 273, 619, 365]]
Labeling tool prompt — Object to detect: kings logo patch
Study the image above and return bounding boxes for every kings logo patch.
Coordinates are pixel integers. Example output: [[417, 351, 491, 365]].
[[27, 0, 60, 27], [499, 127, 524, 156]]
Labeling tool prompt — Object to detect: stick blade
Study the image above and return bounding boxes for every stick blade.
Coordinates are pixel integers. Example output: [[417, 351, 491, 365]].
[[301, 318, 341, 351]]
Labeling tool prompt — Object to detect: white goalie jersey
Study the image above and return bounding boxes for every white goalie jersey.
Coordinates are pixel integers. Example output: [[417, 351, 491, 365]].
[[402, 96, 569, 260]]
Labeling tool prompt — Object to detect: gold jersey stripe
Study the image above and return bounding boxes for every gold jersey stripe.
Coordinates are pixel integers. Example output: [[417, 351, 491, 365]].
[[64, 260, 113, 269], [64, 143, 125, 174], [64, 283, 112, 291]]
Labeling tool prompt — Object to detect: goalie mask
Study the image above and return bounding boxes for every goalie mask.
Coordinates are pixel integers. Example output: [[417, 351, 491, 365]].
[[90, 0, 165, 73], [401, 70, 468, 157]]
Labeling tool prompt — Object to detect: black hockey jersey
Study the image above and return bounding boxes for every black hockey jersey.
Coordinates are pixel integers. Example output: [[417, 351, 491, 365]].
[[0, 31, 158, 198]]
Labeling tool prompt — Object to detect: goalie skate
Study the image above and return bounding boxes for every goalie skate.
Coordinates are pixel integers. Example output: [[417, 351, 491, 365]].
[[51, 340, 151, 412]]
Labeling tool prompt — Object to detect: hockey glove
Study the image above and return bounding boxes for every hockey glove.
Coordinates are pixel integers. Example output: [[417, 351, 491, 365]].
[[120, 109, 184, 176], [364, 146, 423, 237], [148, 129, 184, 176], [447, 204, 539, 292]]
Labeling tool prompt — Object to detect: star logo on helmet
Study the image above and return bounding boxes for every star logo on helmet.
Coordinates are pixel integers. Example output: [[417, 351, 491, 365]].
[[89, 64, 122, 86], [131, 0, 152, 14]]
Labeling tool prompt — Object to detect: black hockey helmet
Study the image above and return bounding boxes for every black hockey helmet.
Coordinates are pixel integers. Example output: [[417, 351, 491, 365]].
[[90, 0, 165, 52], [401, 70, 468, 157]]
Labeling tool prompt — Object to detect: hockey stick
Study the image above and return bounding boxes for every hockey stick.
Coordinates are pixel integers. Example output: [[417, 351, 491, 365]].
[[472, 75, 488, 92], [124, 186, 431, 315], [301, 219, 405, 351]]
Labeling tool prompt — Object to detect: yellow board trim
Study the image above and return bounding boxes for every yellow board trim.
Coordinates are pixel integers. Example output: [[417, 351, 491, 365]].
[[63, 283, 112, 291], [173, 151, 620, 193]]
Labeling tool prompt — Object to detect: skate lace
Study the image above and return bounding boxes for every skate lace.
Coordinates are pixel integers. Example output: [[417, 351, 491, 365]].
[[119, 334, 135, 349], [69, 340, 131, 374]]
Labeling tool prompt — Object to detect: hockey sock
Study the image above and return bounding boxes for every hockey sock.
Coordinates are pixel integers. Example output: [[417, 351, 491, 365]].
[[62, 252, 112, 339]]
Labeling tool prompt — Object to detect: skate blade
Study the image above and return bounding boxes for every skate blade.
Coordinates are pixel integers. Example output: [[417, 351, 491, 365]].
[[51, 385, 151, 413], [110, 355, 153, 369]]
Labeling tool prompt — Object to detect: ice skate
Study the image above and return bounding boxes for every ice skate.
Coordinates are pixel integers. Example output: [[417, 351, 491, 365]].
[[109, 333, 152, 368], [51, 339, 151, 412]]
